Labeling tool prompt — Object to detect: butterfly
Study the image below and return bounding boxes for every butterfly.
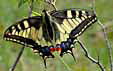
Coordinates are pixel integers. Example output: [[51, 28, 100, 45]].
[[4, 8, 97, 67]]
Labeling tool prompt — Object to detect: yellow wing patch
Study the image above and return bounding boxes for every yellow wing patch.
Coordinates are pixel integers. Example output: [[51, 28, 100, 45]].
[[23, 20, 29, 28], [12, 29, 16, 35], [62, 19, 73, 33], [55, 22, 65, 33], [76, 11, 79, 17], [17, 24, 22, 30], [26, 28, 30, 38], [31, 27, 37, 40], [37, 27, 43, 40], [76, 18, 82, 23], [72, 19, 79, 25], [67, 10, 72, 18], [67, 19, 76, 28], [23, 30, 27, 38]]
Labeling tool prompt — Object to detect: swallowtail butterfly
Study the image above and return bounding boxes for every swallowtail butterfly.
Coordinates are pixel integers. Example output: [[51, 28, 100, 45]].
[[4, 8, 97, 67]]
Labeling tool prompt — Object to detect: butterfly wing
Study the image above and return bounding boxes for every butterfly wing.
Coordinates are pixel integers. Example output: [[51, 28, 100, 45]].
[[4, 16, 54, 47], [49, 9, 97, 61], [3, 16, 56, 68], [50, 8, 97, 39]]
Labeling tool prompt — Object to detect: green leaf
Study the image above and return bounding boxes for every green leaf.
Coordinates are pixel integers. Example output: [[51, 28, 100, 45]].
[[32, 11, 41, 16], [18, 0, 29, 8]]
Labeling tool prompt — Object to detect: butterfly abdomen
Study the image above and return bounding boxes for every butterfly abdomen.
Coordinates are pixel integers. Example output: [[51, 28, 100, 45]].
[[50, 46, 61, 52]]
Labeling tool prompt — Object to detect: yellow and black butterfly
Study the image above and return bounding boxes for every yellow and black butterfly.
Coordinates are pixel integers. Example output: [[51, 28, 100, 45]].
[[4, 8, 97, 67]]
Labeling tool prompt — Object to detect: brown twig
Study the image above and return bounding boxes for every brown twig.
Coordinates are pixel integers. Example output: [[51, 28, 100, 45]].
[[97, 20, 113, 71], [9, 46, 25, 71], [28, 0, 34, 17], [77, 39, 106, 71], [44, 0, 57, 10], [9, 0, 34, 71], [90, 0, 113, 70]]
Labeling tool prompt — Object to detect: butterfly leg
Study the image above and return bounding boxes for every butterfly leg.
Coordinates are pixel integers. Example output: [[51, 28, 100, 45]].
[[59, 38, 76, 62], [68, 48, 76, 62], [39, 47, 55, 68], [42, 53, 54, 68], [42, 56, 47, 68], [60, 47, 76, 62]]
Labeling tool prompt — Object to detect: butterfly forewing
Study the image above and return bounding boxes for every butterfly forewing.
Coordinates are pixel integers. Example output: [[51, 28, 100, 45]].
[[4, 16, 54, 47], [50, 8, 97, 38], [70, 14, 97, 37]]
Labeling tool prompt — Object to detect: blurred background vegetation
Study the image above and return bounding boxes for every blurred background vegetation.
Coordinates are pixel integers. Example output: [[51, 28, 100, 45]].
[[0, 0, 113, 71]]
